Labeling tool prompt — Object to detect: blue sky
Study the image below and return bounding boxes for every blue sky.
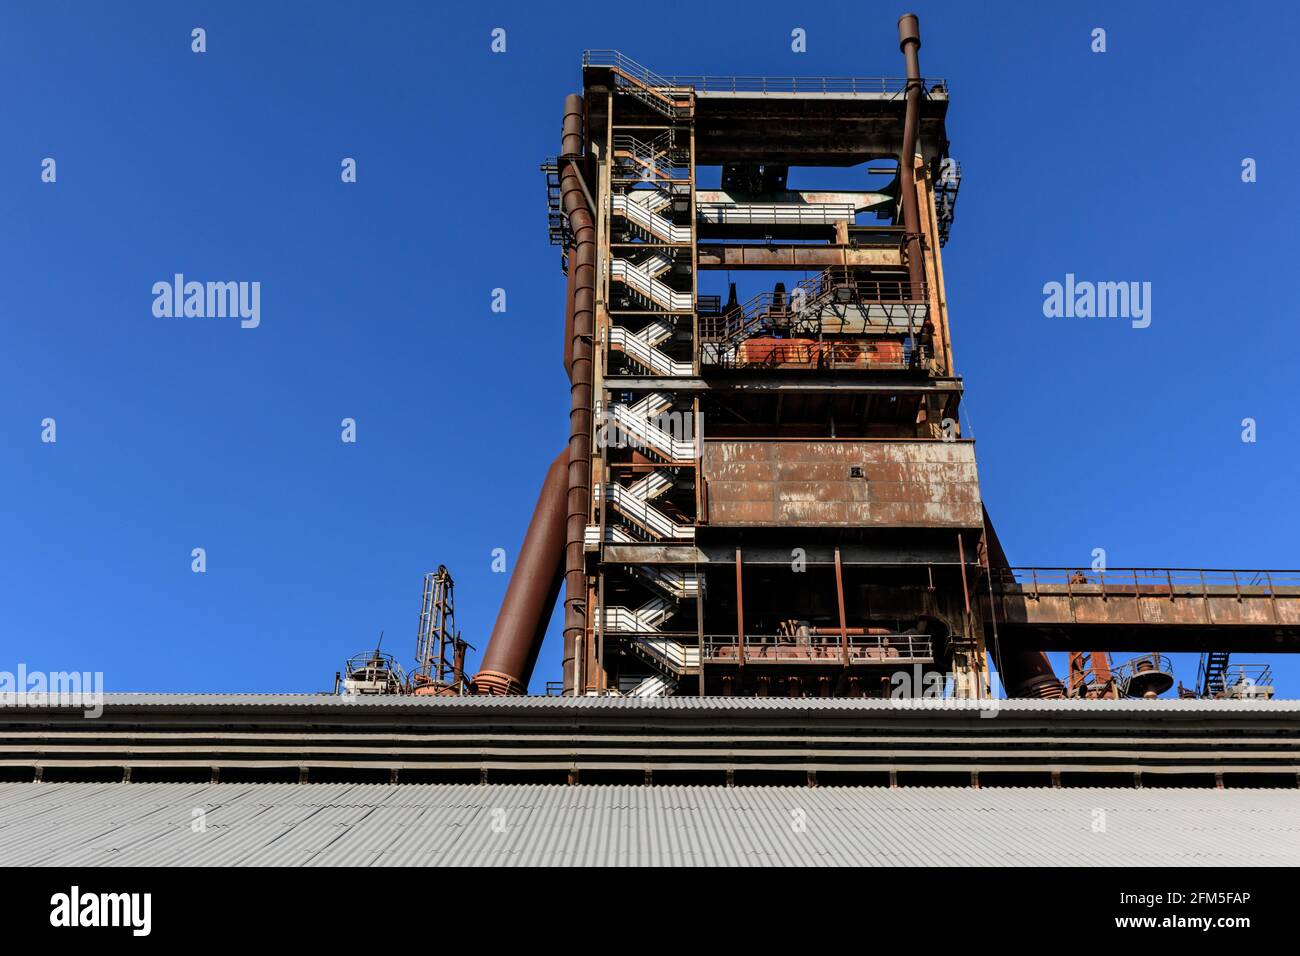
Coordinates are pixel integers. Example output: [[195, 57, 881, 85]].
[[1, 1, 1297, 695]]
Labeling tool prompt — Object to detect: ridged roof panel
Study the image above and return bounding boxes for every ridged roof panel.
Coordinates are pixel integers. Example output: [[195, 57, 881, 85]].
[[2, 782, 1297, 866]]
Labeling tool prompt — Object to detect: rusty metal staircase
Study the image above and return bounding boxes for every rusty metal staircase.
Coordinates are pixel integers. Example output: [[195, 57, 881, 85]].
[[1197, 650, 1232, 698]]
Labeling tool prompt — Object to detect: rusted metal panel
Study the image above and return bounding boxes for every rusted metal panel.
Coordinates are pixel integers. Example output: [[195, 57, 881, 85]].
[[702, 440, 982, 528], [994, 583, 1300, 630], [697, 244, 902, 269]]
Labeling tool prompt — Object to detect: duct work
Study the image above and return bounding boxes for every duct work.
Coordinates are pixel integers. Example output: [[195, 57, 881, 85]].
[[896, 13, 926, 297], [559, 93, 595, 695], [472, 95, 595, 696], [898, 16, 1060, 701], [470, 450, 569, 695]]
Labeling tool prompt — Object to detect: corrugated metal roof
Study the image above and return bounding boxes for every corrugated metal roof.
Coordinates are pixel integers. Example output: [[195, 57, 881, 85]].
[[2, 693, 1298, 713], [1, 782, 1296, 866]]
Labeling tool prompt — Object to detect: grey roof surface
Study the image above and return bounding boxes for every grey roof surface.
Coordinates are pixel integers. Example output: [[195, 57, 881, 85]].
[[3, 693, 1298, 714], [2, 782, 1297, 866]]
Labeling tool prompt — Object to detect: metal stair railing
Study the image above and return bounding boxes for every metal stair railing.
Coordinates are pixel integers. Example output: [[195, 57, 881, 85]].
[[595, 596, 677, 632], [700, 269, 928, 346], [585, 523, 635, 546], [610, 404, 695, 460], [596, 481, 693, 540], [621, 188, 674, 214], [608, 326, 693, 376], [696, 201, 856, 227], [630, 636, 692, 676], [586, 54, 691, 118], [610, 259, 693, 311], [1197, 650, 1232, 698], [612, 134, 687, 181], [624, 469, 673, 500], [631, 565, 701, 600], [612, 195, 692, 243], [626, 674, 677, 698]]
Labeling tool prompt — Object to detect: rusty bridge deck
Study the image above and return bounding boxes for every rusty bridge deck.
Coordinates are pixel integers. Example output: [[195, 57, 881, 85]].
[[985, 569, 1300, 653]]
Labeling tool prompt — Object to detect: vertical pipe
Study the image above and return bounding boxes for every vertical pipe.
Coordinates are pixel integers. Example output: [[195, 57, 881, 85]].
[[835, 547, 849, 667], [696, 563, 706, 697], [897, 14, 926, 298], [735, 547, 745, 668], [957, 533, 971, 617], [563, 258, 576, 377], [560, 93, 596, 694]]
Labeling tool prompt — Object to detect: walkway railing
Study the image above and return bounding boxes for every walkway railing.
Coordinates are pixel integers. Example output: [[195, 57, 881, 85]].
[[583, 50, 946, 96], [992, 567, 1300, 597], [703, 633, 933, 664]]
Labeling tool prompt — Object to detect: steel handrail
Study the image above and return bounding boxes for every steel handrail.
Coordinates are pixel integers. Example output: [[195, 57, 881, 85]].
[[700, 269, 930, 345], [993, 567, 1300, 590], [582, 50, 946, 95]]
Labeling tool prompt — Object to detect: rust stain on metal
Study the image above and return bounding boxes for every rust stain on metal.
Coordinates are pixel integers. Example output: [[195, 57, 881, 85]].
[[702, 439, 982, 528]]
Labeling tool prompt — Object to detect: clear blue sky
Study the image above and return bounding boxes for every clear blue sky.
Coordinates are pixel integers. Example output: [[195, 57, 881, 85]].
[[2, 1, 1297, 695]]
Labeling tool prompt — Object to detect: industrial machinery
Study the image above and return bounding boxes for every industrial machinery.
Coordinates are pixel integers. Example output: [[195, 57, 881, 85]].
[[1112, 654, 1176, 700], [335, 636, 406, 696], [1195, 654, 1276, 700], [335, 567, 471, 696], [1066, 651, 1118, 700], [410, 566, 471, 696], [468, 14, 1300, 699]]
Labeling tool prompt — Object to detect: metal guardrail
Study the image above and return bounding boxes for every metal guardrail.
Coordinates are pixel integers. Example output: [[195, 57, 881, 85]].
[[583, 50, 946, 96], [610, 259, 694, 312], [703, 633, 933, 663], [600, 630, 933, 664], [696, 201, 856, 226], [703, 339, 917, 371], [699, 270, 930, 349], [992, 567, 1300, 595], [1198, 660, 1273, 698]]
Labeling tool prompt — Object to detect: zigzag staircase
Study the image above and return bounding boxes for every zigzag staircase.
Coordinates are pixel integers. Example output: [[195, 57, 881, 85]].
[[608, 323, 692, 376], [595, 72, 697, 699], [612, 195, 692, 243]]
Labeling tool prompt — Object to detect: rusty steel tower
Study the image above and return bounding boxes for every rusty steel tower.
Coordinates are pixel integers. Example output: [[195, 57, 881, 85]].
[[469, 14, 1300, 699]]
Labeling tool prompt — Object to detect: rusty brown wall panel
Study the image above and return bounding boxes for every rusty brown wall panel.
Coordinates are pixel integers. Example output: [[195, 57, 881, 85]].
[[702, 440, 982, 528]]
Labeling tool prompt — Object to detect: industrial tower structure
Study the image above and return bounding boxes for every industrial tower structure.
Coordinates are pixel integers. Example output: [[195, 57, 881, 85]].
[[469, 14, 1300, 699]]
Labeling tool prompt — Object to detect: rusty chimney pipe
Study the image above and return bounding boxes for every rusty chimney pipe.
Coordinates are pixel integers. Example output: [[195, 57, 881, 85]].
[[896, 13, 926, 298], [559, 93, 596, 695], [471, 449, 569, 695]]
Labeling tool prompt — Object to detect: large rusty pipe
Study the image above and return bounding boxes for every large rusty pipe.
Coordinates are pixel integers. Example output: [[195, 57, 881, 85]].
[[471, 450, 569, 695], [560, 93, 595, 694], [563, 256, 576, 377], [897, 13, 926, 297], [982, 505, 1065, 699]]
